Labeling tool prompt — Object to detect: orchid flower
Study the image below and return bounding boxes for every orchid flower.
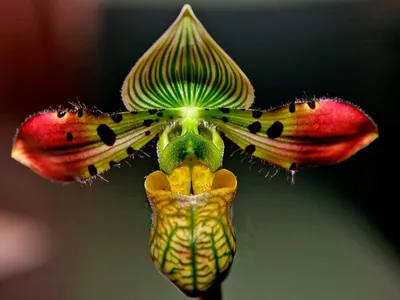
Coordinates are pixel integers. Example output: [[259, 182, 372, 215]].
[[11, 4, 378, 298]]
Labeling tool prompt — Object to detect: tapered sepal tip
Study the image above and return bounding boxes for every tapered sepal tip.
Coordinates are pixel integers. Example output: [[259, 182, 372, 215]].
[[11, 112, 74, 182], [180, 4, 194, 16], [11, 134, 30, 169]]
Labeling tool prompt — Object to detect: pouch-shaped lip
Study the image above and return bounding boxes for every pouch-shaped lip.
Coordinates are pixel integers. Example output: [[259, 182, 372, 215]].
[[145, 167, 238, 297]]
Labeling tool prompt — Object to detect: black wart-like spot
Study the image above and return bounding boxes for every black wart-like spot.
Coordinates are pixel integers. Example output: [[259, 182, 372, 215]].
[[157, 112, 163, 117], [57, 110, 66, 118], [252, 110, 263, 119], [77, 108, 84, 118], [219, 107, 230, 113], [148, 109, 157, 115], [145, 130, 151, 136], [289, 162, 297, 170], [266, 121, 284, 139], [111, 113, 123, 123], [109, 161, 117, 168], [127, 146, 134, 155], [247, 121, 261, 134], [88, 164, 98, 176], [143, 119, 154, 127], [97, 124, 116, 146], [221, 116, 228, 123], [66, 132, 73, 141], [289, 103, 296, 113], [131, 111, 138, 115], [307, 101, 316, 109], [244, 144, 256, 155]]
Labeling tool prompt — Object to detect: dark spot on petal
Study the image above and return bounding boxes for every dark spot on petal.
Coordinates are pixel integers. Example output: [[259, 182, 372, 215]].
[[109, 161, 117, 168], [131, 111, 138, 115], [77, 108, 83, 118], [266, 121, 284, 139], [221, 116, 228, 123], [240, 108, 246, 111], [148, 109, 157, 115], [205, 108, 210, 111], [169, 116, 174, 120], [154, 118, 160, 122], [127, 147, 134, 155], [252, 110, 263, 119], [66, 132, 73, 141], [145, 130, 151, 136], [143, 119, 154, 127], [88, 165, 97, 176], [289, 103, 296, 113], [111, 113, 123, 123], [97, 124, 116, 146], [247, 121, 261, 134], [57, 110, 66, 118], [157, 112, 163, 117], [289, 163, 297, 170], [244, 144, 256, 155], [307, 101, 316, 109], [219, 107, 230, 113]]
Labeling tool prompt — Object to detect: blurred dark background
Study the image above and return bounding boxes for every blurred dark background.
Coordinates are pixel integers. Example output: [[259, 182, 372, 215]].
[[0, 0, 399, 299]]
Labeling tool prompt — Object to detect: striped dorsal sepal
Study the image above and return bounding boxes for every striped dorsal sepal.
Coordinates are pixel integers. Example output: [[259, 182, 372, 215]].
[[121, 4, 254, 111]]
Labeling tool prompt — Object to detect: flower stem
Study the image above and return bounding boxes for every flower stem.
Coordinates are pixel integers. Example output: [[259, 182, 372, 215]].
[[199, 283, 222, 300]]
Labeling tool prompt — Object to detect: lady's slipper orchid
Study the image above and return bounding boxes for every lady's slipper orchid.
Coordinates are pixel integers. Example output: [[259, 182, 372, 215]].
[[11, 4, 378, 298]]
